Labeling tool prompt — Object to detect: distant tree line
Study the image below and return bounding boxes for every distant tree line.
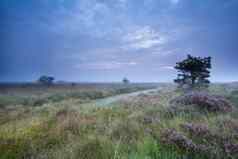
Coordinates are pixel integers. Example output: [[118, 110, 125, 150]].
[[36, 54, 212, 90]]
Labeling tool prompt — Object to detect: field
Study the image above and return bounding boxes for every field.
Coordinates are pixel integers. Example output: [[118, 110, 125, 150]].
[[0, 83, 238, 159]]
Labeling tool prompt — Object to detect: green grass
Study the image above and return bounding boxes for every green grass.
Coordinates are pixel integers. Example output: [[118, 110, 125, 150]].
[[0, 83, 238, 159], [0, 84, 155, 107]]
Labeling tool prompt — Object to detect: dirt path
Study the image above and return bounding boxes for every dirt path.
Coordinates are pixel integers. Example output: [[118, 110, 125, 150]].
[[93, 88, 160, 107]]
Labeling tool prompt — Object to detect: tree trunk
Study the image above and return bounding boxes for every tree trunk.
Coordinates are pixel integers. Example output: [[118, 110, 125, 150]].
[[191, 76, 196, 88]]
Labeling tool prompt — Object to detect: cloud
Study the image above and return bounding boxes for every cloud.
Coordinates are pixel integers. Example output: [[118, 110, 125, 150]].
[[49, 0, 117, 38], [160, 66, 175, 70], [170, 0, 180, 5], [117, 0, 128, 8], [36, 0, 195, 71], [122, 26, 167, 49], [118, 0, 127, 3], [75, 61, 137, 70], [151, 48, 181, 56]]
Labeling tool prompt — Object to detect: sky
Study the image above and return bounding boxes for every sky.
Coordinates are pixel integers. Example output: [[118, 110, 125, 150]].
[[1, 0, 238, 82]]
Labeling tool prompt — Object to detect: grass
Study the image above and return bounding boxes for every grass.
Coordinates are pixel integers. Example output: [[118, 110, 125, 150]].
[[0, 83, 238, 159], [0, 83, 156, 107]]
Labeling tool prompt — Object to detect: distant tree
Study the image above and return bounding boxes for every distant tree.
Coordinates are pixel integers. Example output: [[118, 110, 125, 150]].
[[174, 54, 211, 89], [71, 82, 76, 87], [38, 75, 55, 86], [122, 77, 130, 84]]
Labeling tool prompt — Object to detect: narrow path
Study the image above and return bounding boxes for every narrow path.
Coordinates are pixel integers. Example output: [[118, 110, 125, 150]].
[[94, 88, 160, 107]]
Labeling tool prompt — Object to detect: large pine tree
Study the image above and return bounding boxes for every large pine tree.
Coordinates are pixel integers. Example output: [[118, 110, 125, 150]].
[[174, 55, 211, 89]]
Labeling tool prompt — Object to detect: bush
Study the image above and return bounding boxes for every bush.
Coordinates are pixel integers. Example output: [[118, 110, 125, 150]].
[[170, 92, 233, 113], [159, 122, 238, 159]]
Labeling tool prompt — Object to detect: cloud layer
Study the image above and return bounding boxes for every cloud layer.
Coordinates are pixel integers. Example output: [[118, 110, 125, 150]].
[[1, 0, 238, 82]]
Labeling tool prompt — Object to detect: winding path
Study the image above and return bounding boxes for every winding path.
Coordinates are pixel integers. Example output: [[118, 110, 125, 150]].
[[93, 88, 160, 107]]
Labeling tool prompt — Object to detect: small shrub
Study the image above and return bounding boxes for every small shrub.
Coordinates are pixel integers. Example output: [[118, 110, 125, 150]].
[[170, 92, 233, 113], [180, 123, 210, 138]]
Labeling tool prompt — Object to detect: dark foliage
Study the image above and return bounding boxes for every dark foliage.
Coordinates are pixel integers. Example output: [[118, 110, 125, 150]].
[[38, 75, 55, 86], [174, 55, 211, 90], [122, 77, 130, 84]]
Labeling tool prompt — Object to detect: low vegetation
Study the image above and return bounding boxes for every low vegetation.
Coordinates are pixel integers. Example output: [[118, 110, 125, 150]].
[[0, 83, 154, 107], [0, 55, 237, 158], [0, 83, 238, 159]]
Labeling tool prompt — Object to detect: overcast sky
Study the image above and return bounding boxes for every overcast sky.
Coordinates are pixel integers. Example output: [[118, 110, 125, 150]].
[[1, 0, 238, 82]]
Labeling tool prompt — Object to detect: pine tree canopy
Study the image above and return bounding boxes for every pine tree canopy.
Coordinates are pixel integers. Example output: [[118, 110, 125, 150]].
[[174, 54, 212, 89]]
